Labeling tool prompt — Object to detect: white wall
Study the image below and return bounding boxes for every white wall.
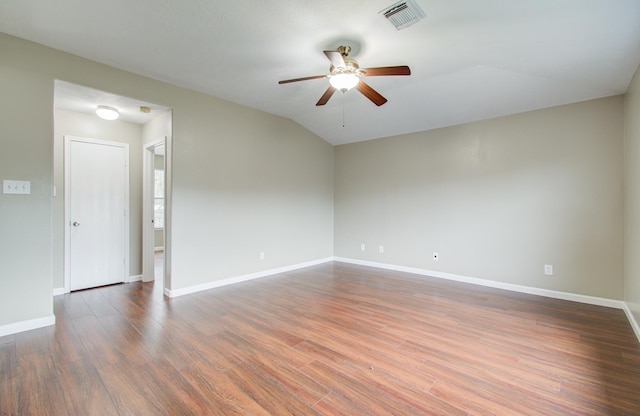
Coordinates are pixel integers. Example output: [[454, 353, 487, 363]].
[[0, 33, 333, 330], [624, 64, 640, 324], [335, 97, 624, 299], [53, 109, 144, 288]]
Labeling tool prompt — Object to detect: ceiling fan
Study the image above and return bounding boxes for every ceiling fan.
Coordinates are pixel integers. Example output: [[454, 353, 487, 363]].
[[278, 45, 411, 107]]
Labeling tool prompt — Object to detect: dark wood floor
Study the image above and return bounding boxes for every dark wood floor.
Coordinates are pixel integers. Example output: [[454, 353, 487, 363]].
[[2, 262, 639, 415]]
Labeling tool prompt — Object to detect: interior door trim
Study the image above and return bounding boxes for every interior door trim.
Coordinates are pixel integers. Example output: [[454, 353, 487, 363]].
[[142, 137, 166, 284]]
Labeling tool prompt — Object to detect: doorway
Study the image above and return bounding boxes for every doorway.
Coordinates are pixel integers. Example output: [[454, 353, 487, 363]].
[[143, 138, 166, 287], [64, 136, 129, 291], [54, 80, 172, 296]]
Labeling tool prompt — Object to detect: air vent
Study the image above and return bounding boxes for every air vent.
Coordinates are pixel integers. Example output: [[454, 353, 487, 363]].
[[380, 0, 426, 30]]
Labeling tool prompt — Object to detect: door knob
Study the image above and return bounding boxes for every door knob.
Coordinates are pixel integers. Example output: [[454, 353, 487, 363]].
[[72, 221, 80, 227]]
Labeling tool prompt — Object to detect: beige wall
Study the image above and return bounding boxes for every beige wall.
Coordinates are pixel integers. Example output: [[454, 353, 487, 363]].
[[170, 103, 334, 287], [625, 65, 640, 323], [1, 29, 634, 334], [154, 229, 164, 249], [0, 33, 333, 328], [53, 109, 144, 288], [142, 111, 171, 147], [154, 154, 165, 172], [335, 97, 624, 299], [0, 36, 54, 325]]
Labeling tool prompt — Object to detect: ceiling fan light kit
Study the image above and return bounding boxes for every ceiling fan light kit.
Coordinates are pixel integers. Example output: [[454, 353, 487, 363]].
[[279, 45, 411, 107], [329, 73, 359, 91]]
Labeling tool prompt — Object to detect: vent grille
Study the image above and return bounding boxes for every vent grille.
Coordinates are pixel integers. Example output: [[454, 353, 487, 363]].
[[380, 0, 426, 30]]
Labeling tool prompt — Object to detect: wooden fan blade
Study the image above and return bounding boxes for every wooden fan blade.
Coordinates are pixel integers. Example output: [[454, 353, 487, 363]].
[[316, 86, 337, 106], [361, 66, 411, 77], [279, 75, 327, 84], [355, 80, 387, 106], [323, 50, 346, 69]]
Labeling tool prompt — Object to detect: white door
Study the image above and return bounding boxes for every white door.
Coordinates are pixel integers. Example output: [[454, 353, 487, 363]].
[[65, 137, 129, 291]]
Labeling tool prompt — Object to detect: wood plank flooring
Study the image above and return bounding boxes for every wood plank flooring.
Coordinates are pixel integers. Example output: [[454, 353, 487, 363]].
[[1, 261, 639, 415]]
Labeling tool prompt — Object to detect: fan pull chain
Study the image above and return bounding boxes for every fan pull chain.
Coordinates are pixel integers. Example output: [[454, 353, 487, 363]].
[[342, 91, 346, 128]]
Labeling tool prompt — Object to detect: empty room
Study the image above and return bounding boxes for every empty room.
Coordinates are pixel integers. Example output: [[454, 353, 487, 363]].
[[1, 1, 640, 414]]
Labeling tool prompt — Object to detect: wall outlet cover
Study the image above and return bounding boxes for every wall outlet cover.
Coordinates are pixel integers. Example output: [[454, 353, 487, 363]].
[[3, 180, 31, 195]]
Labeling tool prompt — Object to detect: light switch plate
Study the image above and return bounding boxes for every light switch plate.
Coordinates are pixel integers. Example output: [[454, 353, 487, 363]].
[[3, 180, 31, 194]]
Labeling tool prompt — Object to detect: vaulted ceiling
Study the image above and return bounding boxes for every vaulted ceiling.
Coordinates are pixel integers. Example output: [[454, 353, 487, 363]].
[[1, 0, 639, 145]]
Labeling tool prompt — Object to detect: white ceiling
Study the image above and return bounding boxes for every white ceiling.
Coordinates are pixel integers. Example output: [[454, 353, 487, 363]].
[[2, 0, 640, 145], [54, 81, 171, 125]]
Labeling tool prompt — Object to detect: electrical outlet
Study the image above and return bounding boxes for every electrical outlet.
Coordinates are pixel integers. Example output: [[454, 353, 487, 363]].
[[433, 252, 439, 262], [260, 251, 265, 260], [360, 243, 366, 252], [379, 245, 384, 253], [544, 264, 553, 275]]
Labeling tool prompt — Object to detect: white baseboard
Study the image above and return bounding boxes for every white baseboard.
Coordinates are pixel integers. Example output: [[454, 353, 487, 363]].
[[53, 287, 66, 296], [333, 257, 624, 310], [623, 303, 640, 343], [0, 315, 56, 337], [6, 260, 634, 344], [165, 256, 624, 310], [127, 274, 142, 283], [165, 257, 333, 298]]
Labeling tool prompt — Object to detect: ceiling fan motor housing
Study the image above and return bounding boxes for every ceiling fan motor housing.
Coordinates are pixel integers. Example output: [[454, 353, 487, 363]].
[[337, 45, 351, 56], [331, 58, 360, 75]]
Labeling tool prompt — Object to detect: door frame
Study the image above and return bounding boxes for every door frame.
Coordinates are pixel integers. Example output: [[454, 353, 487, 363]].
[[142, 137, 166, 284], [64, 135, 130, 293]]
